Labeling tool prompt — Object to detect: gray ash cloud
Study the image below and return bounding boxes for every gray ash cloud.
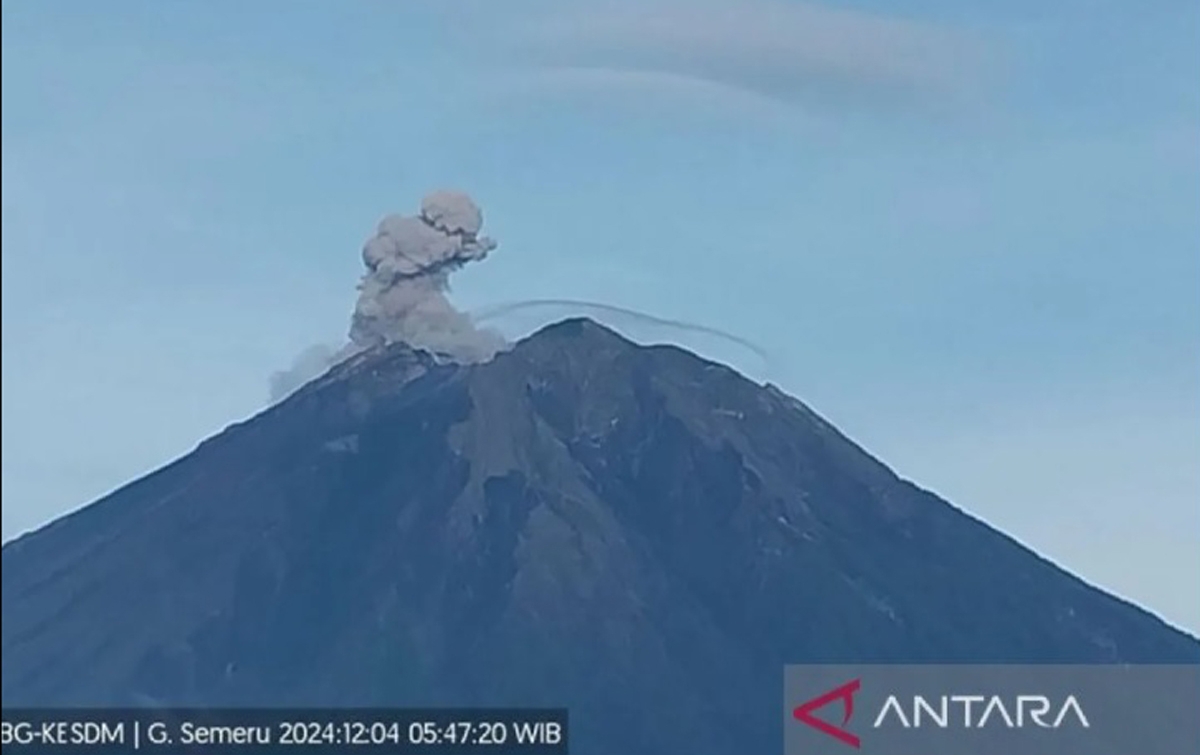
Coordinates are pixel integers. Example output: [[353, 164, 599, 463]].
[[270, 191, 502, 402]]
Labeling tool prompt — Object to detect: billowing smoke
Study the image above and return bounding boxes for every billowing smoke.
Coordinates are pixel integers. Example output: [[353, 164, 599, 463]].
[[350, 191, 504, 358], [269, 191, 503, 402], [269, 190, 776, 403]]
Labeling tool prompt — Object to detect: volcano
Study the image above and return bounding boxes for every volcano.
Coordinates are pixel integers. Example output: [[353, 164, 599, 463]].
[[3, 318, 1197, 754]]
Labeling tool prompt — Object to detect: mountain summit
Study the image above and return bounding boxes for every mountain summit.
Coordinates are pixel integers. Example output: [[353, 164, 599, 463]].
[[3, 318, 1197, 754]]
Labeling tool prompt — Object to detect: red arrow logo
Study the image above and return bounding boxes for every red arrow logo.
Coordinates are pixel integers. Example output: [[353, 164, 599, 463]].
[[793, 678, 862, 748]]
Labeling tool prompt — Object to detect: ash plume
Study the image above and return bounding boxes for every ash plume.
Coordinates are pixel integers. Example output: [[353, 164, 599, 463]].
[[269, 191, 503, 401], [269, 190, 775, 403], [350, 191, 504, 358]]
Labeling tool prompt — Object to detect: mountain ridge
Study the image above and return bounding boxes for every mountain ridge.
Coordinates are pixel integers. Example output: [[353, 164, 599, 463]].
[[3, 317, 1196, 754]]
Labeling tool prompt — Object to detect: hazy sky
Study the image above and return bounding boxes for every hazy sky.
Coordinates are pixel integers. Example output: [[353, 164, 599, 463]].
[[2, 0, 1198, 632]]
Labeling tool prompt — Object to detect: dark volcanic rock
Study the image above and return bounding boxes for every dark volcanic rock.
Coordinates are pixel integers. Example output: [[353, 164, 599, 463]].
[[3, 318, 1197, 754]]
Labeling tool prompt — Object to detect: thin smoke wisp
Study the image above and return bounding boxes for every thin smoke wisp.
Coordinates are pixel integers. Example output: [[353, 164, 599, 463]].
[[472, 298, 775, 378]]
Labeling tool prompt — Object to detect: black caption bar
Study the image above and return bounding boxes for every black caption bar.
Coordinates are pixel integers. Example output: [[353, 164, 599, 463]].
[[0, 708, 568, 754]]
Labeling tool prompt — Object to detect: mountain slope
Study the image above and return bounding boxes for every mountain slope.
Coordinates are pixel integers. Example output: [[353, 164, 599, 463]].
[[3, 318, 1197, 754]]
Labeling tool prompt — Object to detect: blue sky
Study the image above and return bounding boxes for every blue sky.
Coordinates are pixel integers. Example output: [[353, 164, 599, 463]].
[[2, 0, 1198, 631]]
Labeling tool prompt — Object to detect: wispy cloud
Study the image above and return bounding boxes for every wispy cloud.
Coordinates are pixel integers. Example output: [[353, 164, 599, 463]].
[[494, 0, 992, 113], [483, 65, 821, 126]]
